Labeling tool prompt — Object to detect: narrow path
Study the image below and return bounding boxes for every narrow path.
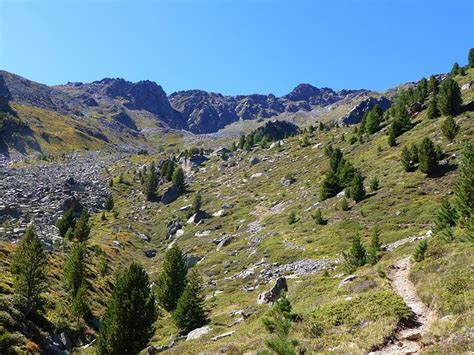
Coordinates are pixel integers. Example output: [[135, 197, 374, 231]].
[[371, 257, 437, 354]]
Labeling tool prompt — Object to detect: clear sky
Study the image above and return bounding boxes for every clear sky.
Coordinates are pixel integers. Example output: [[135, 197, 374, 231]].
[[1, 0, 473, 96]]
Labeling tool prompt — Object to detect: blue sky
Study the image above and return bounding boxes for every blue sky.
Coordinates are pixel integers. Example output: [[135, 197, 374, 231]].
[[1, 0, 473, 96]]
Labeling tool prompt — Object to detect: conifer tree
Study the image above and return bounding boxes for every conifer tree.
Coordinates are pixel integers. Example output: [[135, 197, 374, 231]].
[[343, 235, 367, 273], [73, 210, 91, 242], [238, 135, 246, 149], [369, 176, 379, 191], [454, 142, 474, 225], [104, 195, 114, 211], [438, 76, 462, 116], [288, 211, 297, 225], [441, 116, 460, 142], [349, 172, 365, 203], [97, 263, 156, 355], [64, 242, 87, 298], [71, 282, 89, 326], [401, 146, 414, 172], [388, 127, 397, 147], [428, 75, 439, 94], [312, 209, 327, 225], [367, 228, 383, 265], [55, 208, 76, 237], [427, 95, 440, 119], [413, 240, 428, 262], [172, 167, 185, 195], [192, 193, 202, 214], [469, 48, 474, 69], [156, 245, 188, 312], [450, 62, 460, 76], [172, 270, 207, 334], [262, 291, 298, 355], [434, 198, 457, 241], [418, 137, 438, 176], [340, 197, 349, 211], [144, 168, 158, 201], [10, 226, 48, 313], [416, 77, 428, 102]]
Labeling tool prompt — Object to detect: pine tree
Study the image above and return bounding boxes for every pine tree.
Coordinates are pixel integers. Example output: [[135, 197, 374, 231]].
[[365, 110, 383, 134], [369, 176, 379, 191], [367, 228, 383, 265], [427, 95, 440, 119], [64, 242, 86, 298], [144, 168, 158, 201], [319, 122, 325, 131], [388, 126, 397, 147], [450, 62, 460, 76], [413, 240, 428, 262], [71, 282, 89, 326], [454, 142, 474, 225], [340, 197, 349, 211], [434, 198, 457, 241], [10, 226, 48, 313], [55, 208, 76, 237], [469, 48, 474, 69], [312, 209, 327, 225], [300, 133, 310, 147], [438, 76, 462, 116], [73, 210, 91, 242], [192, 193, 202, 214], [343, 235, 367, 273], [172, 270, 207, 334], [238, 135, 246, 149], [416, 77, 429, 102], [104, 195, 114, 211], [349, 172, 365, 203], [428, 75, 439, 94], [441, 116, 460, 142], [288, 211, 297, 225], [156, 245, 188, 312], [172, 167, 185, 195], [262, 291, 298, 355], [401, 146, 414, 172], [97, 263, 156, 355], [418, 138, 439, 176]]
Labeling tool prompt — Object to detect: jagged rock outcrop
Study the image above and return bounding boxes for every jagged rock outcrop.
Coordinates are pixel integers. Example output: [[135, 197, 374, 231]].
[[169, 84, 369, 133], [340, 96, 392, 125]]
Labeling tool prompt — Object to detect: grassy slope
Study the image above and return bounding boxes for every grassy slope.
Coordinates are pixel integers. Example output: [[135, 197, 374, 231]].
[[0, 70, 472, 353]]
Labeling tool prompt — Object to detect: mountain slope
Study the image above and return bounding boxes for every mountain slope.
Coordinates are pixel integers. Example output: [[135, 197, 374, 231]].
[[0, 70, 395, 158], [0, 68, 471, 354]]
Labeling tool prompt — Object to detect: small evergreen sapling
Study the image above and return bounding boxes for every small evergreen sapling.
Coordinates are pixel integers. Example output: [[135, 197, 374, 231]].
[[413, 240, 428, 262]]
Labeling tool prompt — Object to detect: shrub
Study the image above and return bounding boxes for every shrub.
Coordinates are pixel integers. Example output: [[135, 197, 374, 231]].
[[312, 209, 327, 225], [369, 177, 379, 191], [413, 240, 428, 262], [288, 211, 298, 225]]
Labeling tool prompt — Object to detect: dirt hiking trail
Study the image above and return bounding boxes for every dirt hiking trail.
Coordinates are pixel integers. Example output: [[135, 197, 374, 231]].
[[371, 257, 437, 354]]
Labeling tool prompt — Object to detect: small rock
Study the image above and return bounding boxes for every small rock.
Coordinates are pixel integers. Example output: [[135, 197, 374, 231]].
[[211, 331, 235, 341], [186, 325, 212, 341], [213, 209, 226, 217]]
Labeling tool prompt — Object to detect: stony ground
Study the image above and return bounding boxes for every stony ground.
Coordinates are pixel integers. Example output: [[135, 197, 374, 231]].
[[0, 152, 123, 247]]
